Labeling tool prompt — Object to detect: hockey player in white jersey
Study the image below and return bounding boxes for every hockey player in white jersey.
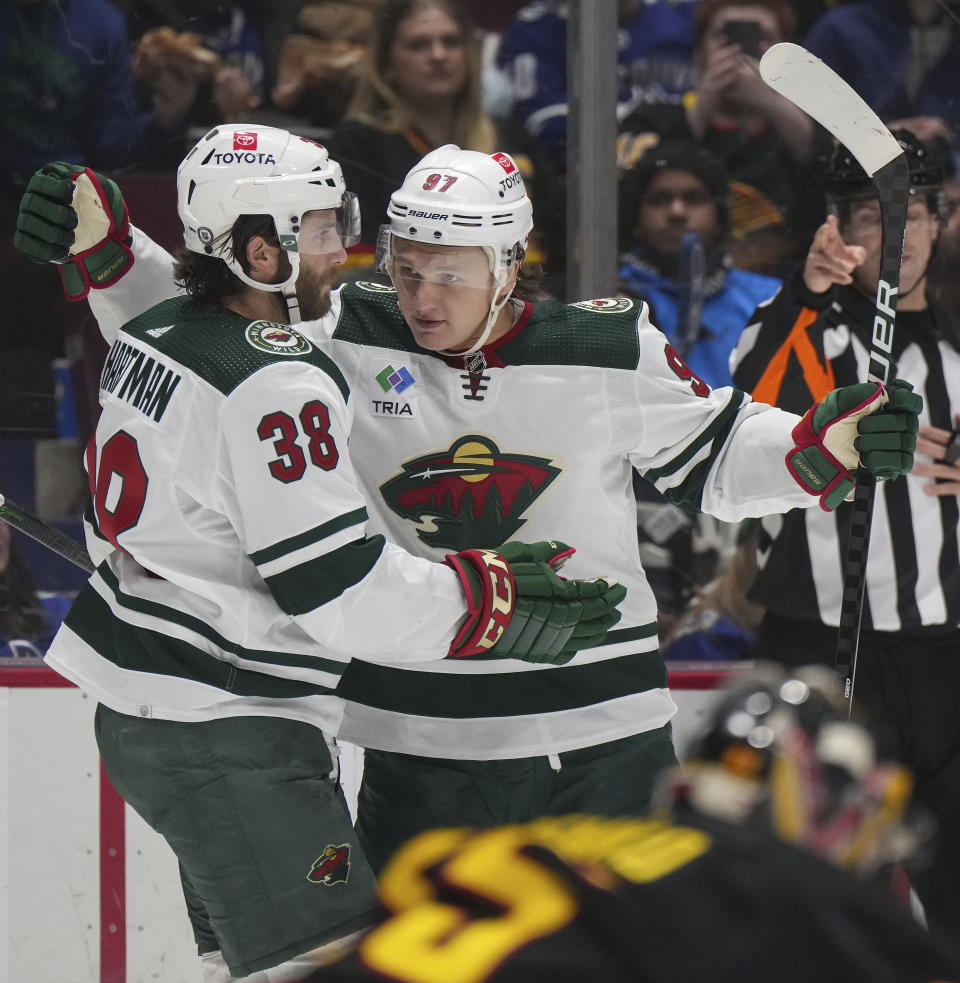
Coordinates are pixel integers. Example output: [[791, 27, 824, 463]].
[[14, 129, 627, 983], [16, 137, 921, 883]]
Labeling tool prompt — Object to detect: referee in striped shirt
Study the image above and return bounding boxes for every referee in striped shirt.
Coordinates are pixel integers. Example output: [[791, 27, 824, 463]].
[[731, 130, 960, 947]]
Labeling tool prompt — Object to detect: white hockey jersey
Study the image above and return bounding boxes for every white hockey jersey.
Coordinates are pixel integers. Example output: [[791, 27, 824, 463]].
[[46, 288, 466, 729], [84, 230, 815, 755]]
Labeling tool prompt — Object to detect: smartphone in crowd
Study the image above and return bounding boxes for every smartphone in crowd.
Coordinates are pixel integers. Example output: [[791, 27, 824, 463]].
[[723, 18, 762, 59]]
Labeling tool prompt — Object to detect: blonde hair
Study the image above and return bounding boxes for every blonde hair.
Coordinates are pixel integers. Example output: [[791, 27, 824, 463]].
[[662, 525, 764, 651], [347, 0, 496, 153]]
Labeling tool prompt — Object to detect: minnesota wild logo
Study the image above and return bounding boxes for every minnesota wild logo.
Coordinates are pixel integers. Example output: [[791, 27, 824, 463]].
[[245, 321, 313, 355], [307, 844, 351, 885], [380, 436, 560, 550], [570, 297, 634, 314], [354, 281, 396, 294]]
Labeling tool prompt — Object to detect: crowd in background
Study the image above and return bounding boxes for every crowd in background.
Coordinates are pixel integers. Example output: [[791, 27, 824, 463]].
[[2, 0, 959, 662]]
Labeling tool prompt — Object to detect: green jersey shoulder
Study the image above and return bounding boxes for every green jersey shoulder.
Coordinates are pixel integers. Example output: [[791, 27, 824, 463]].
[[334, 283, 644, 370], [119, 295, 349, 400], [499, 296, 643, 370], [334, 282, 418, 353]]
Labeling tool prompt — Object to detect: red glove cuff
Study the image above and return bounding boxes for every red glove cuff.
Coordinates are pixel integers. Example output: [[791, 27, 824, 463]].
[[785, 406, 854, 512], [443, 549, 516, 658]]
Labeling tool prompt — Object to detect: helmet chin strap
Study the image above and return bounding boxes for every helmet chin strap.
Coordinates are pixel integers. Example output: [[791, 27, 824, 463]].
[[450, 283, 513, 359], [226, 252, 303, 324], [440, 264, 514, 361], [283, 286, 303, 324]]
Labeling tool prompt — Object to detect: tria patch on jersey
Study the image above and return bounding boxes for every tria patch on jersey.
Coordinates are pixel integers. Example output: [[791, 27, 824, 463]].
[[354, 280, 397, 294], [380, 436, 560, 549], [371, 363, 417, 418], [570, 297, 635, 314], [245, 321, 313, 356], [375, 364, 416, 394], [371, 398, 415, 419], [307, 844, 351, 886]]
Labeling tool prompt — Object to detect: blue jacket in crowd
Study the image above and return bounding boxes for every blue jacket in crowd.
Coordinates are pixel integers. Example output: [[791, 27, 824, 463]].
[[617, 259, 781, 390]]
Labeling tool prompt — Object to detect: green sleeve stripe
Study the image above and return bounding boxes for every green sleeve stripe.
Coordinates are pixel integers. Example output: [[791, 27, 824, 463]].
[[265, 534, 386, 616], [67, 581, 339, 697], [335, 650, 667, 718], [93, 565, 345, 675], [660, 456, 719, 514], [84, 501, 110, 544], [312, 347, 351, 404], [598, 623, 658, 646], [644, 390, 746, 481], [249, 507, 369, 566]]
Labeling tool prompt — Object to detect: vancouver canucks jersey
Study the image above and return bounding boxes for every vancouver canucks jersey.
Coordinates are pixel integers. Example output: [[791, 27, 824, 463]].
[[46, 292, 466, 727], [86, 232, 813, 756], [309, 815, 960, 983]]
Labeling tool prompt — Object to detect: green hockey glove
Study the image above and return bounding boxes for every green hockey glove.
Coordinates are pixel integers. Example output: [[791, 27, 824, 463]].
[[788, 380, 922, 511], [855, 379, 921, 481], [444, 540, 626, 665], [14, 162, 133, 301]]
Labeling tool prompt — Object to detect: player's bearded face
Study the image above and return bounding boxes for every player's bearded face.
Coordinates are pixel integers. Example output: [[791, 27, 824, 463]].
[[389, 240, 498, 352], [291, 208, 348, 319], [294, 255, 342, 320]]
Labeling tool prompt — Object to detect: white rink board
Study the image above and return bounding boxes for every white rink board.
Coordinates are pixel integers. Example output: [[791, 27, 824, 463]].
[[0, 667, 734, 983]]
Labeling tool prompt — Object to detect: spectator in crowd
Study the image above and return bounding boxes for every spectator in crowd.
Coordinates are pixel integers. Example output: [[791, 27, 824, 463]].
[[930, 146, 960, 318], [660, 521, 763, 661], [327, 0, 559, 274], [0, 0, 155, 184], [617, 142, 778, 628], [617, 142, 780, 390], [730, 129, 960, 944], [619, 0, 831, 277], [805, 0, 960, 142], [115, 0, 305, 116], [271, 0, 382, 129], [126, 1, 268, 167], [0, 0, 154, 436], [303, 665, 960, 983], [497, 0, 699, 169], [0, 519, 71, 660]]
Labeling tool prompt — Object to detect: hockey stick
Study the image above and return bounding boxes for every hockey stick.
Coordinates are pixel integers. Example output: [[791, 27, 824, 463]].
[[0, 492, 95, 573], [759, 43, 910, 705]]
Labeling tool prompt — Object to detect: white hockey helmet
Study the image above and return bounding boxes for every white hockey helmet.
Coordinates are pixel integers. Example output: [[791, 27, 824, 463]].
[[380, 146, 533, 355], [382, 145, 533, 280], [177, 124, 359, 307]]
